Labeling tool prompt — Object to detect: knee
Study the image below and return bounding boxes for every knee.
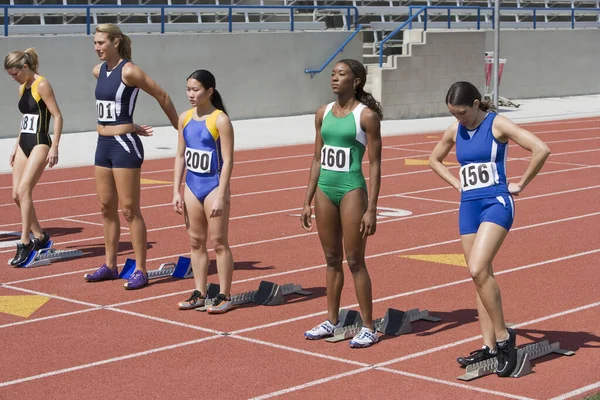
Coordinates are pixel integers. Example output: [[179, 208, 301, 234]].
[[346, 255, 366, 274], [99, 202, 117, 218], [323, 250, 343, 269], [468, 263, 489, 286], [15, 185, 31, 202], [121, 205, 141, 223], [189, 234, 207, 251], [210, 235, 229, 254]]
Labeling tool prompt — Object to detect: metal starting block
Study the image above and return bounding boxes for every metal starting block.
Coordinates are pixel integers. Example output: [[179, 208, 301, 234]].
[[119, 256, 193, 280], [197, 280, 312, 312], [8, 240, 83, 268], [326, 308, 441, 343], [457, 340, 575, 381]]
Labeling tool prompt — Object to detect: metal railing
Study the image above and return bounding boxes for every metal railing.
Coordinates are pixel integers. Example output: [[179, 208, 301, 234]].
[[1, 4, 360, 36], [305, 24, 363, 76], [378, 5, 600, 67]]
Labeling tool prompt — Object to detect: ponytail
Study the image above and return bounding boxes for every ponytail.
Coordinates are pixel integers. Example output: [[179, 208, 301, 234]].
[[356, 87, 383, 120], [210, 88, 228, 116], [118, 33, 132, 61], [4, 48, 39, 73], [95, 24, 132, 60], [479, 96, 496, 113]]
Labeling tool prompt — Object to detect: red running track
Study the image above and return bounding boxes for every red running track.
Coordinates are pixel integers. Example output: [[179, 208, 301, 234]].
[[0, 117, 599, 399]]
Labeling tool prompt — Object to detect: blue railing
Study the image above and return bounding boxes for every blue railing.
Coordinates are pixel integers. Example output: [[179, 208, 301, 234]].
[[305, 24, 363, 76], [379, 5, 600, 67], [1, 4, 360, 37]]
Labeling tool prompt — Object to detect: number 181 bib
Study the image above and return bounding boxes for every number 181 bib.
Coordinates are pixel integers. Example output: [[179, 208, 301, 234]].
[[460, 162, 499, 192], [20, 114, 39, 134], [321, 144, 350, 172]]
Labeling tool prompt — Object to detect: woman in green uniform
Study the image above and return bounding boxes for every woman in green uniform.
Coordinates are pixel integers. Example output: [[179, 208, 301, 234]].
[[301, 59, 383, 348]]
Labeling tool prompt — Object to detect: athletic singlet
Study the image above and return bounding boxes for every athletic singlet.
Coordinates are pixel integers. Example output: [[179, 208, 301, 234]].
[[18, 75, 51, 138], [94, 60, 139, 126], [456, 112, 510, 201]]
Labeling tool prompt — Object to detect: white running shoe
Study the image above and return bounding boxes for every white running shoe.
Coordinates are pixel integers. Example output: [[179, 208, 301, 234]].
[[349, 327, 378, 348], [304, 320, 338, 340]]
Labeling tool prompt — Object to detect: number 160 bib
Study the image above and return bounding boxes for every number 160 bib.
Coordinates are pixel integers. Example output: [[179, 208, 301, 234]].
[[459, 162, 499, 191], [321, 145, 350, 172]]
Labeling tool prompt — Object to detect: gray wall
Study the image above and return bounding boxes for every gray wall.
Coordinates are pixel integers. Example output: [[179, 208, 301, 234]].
[[372, 30, 486, 120], [0, 31, 362, 137], [484, 29, 600, 100]]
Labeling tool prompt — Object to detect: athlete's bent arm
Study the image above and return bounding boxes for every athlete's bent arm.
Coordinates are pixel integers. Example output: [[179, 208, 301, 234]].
[[493, 115, 551, 195], [429, 121, 461, 192], [361, 108, 382, 238], [37, 79, 63, 168], [122, 63, 179, 130], [172, 112, 187, 214], [301, 105, 326, 232], [211, 112, 235, 218]]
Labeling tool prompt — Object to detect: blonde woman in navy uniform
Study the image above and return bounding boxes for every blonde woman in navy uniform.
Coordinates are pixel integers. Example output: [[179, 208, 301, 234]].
[[173, 70, 235, 314], [83, 24, 178, 290], [429, 81, 550, 377], [4, 48, 62, 266]]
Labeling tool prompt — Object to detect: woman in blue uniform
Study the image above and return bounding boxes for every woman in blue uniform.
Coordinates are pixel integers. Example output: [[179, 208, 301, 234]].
[[83, 24, 179, 290], [173, 70, 235, 314], [429, 81, 550, 377], [4, 48, 62, 266]]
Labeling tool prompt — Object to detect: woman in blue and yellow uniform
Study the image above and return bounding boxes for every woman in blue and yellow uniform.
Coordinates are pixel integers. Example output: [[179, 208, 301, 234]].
[[4, 48, 63, 265], [173, 70, 235, 314], [83, 24, 179, 290], [430, 81, 550, 377]]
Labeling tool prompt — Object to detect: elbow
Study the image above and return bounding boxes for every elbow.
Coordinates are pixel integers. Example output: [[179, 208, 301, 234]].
[[538, 144, 551, 160], [428, 156, 437, 169]]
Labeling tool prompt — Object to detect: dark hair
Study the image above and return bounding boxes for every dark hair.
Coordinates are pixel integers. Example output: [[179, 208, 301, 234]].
[[187, 69, 228, 116], [445, 81, 495, 112], [338, 59, 384, 120]]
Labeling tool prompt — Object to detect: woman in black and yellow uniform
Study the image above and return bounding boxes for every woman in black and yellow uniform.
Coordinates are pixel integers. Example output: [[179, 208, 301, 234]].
[[4, 48, 63, 265]]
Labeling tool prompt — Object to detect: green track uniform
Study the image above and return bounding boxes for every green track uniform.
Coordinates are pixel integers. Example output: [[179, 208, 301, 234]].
[[317, 102, 368, 207]]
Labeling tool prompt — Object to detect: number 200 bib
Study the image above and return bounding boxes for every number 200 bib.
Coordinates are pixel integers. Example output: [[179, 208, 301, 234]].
[[459, 162, 499, 191], [185, 148, 213, 174], [321, 145, 350, 172]]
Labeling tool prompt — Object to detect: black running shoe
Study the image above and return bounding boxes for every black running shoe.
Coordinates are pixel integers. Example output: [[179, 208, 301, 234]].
[[456, 346, 494, 368], [33, 231, 51, 251], [495, 328, 518, 377], [10, 241, 34, 266]]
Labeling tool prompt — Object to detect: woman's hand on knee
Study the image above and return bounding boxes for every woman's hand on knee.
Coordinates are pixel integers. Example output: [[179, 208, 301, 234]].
[[360, 210, 377, 238], [9, 147, 16, 167]]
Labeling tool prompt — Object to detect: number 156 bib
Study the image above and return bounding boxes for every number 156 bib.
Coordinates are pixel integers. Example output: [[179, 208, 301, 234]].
[[460, 162, 499, 192]]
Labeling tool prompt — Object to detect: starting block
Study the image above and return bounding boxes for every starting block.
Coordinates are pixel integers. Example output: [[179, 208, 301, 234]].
[[8, 240, 83, 268], [326, 307, 441, 343], [197, 280, 312, 312], [119, 256, 193, 280], [457, 340, 575, 381]]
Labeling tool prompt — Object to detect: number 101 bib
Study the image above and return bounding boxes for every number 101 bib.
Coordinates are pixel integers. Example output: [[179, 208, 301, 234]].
[[460, 162, 499, 191]]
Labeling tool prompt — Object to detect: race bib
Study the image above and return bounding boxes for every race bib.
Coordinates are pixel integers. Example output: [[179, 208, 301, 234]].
[[185, 148, 212, 174], [321, 145, 350, 172], [460, 162, 499, 191], [96, 100, 117, 122], [20, 114, 39, 134]]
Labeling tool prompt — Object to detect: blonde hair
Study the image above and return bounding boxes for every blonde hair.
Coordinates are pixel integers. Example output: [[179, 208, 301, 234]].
[[4, 48, 39, 73], [95, 24, 132, 60]]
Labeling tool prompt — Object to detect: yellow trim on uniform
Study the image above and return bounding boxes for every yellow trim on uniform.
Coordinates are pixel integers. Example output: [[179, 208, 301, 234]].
[[30, 75, 44, 103], [182, 108, 194, 129], [206, 109, 223, 142]]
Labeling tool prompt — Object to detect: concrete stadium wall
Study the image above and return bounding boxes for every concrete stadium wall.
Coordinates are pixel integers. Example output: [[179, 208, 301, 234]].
[[0, 31, 362, 138], [371, 30, 486, 120], [484, 29, 600, 100]]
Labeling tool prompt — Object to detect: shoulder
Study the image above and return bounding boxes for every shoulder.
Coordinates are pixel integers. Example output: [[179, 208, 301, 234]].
[[215, 110, 231, 125], [443, 120, 459, 142], [121, 61, 142, 79], [359, 105, 380, 122], [179, 108, 194, 128], [36, 77, 53, 95], [92, 63, 103, 78], [315, 103, 330, 121]]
